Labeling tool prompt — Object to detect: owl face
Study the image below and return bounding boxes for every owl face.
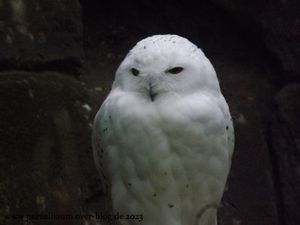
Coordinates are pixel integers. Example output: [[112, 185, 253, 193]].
[[113, 35, 220, 101]]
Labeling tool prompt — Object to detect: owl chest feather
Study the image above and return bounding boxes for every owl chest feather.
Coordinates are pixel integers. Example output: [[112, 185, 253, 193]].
[[98, 91, 230, 224]]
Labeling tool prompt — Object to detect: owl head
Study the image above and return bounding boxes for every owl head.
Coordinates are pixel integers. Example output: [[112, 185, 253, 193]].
[[113, 34, 220, 101]]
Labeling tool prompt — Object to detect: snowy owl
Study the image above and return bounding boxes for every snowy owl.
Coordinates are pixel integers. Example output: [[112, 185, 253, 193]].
[[92, 34, 234, 225]]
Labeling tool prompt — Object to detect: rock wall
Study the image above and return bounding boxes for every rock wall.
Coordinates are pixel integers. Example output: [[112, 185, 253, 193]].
[[271, 85, 300, 225], [209, 0, 300, 82], [208, 1, 300, 224], [0, 1, 102, 225], [0, 0, 83, 75], [0, 72, 97, 225]]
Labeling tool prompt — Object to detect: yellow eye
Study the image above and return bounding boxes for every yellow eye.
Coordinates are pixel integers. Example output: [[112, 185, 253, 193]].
[[167, 67, 184, 74], [131, 68, 140, 76]]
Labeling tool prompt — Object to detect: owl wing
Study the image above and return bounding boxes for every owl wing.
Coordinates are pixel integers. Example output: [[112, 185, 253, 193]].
[[218, 95, 235, 165], [92, 98, 111, 194]]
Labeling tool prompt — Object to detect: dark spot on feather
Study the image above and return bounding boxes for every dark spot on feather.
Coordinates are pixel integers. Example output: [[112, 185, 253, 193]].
[[101, 148, 104, 152], [168, 204, 174, 208], [226, 126, 229, 130], [143, 46, 146, 49], [153, 193, 157, 197], [164, 172, 167, 175], [128, 183, 132, 186], [186, 184, 189, 188], [103, 128, 108, 132]]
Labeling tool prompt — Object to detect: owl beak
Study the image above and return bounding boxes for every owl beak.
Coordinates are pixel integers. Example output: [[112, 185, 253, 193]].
[[149, 80, 157, 102]]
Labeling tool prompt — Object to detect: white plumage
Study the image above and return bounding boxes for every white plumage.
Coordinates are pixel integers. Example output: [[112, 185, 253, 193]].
[[92, 34, 234, 225]]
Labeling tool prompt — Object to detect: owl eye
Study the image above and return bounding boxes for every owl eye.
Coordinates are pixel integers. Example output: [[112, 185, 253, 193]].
[[130, 68, 140, 76], [167, 67, 184, 74]]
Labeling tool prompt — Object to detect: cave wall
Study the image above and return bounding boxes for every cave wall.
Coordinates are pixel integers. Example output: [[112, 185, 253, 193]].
[[208, 1, 300, 224], [0, 0, 83, 74], [0, 1, 100, 225], [209, 0, 300, 82]]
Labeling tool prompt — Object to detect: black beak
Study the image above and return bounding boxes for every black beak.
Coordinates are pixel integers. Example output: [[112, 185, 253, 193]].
[[149, 81, 156, 102]]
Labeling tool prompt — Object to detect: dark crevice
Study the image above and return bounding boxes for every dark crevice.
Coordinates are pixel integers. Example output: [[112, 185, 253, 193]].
[[264, 111, 287, 225], [0, 59, 82, 76]]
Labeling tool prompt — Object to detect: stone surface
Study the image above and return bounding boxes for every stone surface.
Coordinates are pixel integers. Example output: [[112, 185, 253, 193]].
[[0, 71, 102, 225], [271, 84, 300, 225], [209, 0, 300, 81], [0, 0, 83, 75]]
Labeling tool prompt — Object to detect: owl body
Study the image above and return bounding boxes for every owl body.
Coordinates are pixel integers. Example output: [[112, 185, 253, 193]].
[[93, 35, 234, 225]]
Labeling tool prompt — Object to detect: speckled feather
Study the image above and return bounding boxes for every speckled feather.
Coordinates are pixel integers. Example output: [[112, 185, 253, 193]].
[[92, 34, 234, 225]]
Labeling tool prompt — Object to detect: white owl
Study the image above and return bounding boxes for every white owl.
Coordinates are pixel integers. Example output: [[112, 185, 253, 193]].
[[92, 34, 234, 225]]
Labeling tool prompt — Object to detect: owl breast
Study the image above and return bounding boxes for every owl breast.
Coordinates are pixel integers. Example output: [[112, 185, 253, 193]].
[[100, 90, 231, 225]]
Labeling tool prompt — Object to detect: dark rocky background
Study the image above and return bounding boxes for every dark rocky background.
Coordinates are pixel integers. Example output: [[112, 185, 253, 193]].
[[0, 0, 299, 225]]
